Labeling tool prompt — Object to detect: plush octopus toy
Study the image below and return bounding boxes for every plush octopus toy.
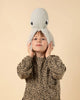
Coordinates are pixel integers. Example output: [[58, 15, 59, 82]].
[[27, 8, 55, 49]]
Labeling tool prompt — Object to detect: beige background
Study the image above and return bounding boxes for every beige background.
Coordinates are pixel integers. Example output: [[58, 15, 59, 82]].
[[0, 0, 80, 100]]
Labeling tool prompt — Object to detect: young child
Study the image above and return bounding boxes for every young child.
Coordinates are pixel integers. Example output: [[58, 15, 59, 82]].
[[17, 8, 66, 100]]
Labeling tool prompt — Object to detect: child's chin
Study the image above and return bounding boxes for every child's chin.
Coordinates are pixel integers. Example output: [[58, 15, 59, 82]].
[[32, 48, 46, 53], [32, 49, 41, 52]]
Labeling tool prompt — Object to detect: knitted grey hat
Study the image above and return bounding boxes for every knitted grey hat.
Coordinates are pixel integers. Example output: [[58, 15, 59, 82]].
[[27, 8, 55, 49]]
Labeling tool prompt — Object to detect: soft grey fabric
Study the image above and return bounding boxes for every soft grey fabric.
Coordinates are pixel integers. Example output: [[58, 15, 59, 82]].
[[27, 8, 55, 50]]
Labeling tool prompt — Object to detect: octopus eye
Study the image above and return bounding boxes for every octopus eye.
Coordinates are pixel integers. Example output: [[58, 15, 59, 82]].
[[31, 22, 33, 25], [45, 21, 48, 25]]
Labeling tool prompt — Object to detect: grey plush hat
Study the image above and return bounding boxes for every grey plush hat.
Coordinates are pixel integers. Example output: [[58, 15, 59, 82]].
[[27, 8, 55, 49]]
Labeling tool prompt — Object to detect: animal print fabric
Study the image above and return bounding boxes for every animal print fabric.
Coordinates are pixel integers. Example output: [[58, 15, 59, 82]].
[[17, 55, 66, 100]]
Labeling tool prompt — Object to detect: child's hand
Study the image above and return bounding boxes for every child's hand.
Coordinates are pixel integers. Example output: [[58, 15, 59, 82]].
[[45, 41, 53, 58], [27, 42, 35, 58]]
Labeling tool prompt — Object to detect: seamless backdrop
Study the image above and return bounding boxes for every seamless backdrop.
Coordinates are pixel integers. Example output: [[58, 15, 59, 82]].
[[0, 0, 80, 100]]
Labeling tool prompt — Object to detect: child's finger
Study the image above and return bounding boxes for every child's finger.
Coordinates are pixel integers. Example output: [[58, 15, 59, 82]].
[[51, 41, 53, 46], [47, 42, 53, 51], [49, 41, 52, 48], [48, 43, 51, 49], [49, 41, 52, 46], [48, 43, 53, 51], [28, 42, 31, 47]]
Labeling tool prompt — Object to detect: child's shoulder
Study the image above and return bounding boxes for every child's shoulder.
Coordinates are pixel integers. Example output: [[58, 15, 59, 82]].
[[20, 56, 33, 62], [46, 55, 63, 65], [46, 55, 63, 62], [49, 55, 61, 59], [50, 54, 59, 57]]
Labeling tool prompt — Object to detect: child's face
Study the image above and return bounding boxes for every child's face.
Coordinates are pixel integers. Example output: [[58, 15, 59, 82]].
[[31, 31, 48, 53]]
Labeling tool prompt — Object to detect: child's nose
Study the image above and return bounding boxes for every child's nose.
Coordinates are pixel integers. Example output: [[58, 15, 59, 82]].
[[37, 38, 41, 42]]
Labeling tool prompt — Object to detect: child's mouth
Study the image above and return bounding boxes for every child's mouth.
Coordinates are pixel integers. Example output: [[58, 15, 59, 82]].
[[36, 45, 42, 46], [36, 44, 42, 46]]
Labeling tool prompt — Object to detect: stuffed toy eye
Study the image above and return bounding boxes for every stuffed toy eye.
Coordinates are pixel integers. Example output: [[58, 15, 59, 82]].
[[45, 21, 48, 25], [31, 22, 33, 25]]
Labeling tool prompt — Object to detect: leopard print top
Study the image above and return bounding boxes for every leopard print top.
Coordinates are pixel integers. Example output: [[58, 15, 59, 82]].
[[17, 55, 66, 100]]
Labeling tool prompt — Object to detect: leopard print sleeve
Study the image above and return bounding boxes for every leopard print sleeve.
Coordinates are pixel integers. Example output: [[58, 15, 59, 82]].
[[46, 55, 66, 80], [17, 56, 33, 79]]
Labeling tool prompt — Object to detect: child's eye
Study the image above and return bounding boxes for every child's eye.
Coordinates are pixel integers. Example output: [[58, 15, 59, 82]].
[[33, 38, 37, 40], [33, 37, 46, 40], [42, 38, 45, 40]]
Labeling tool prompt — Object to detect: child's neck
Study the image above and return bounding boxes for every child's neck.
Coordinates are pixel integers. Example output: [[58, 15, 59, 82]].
[[35, 52, 45, 58]]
